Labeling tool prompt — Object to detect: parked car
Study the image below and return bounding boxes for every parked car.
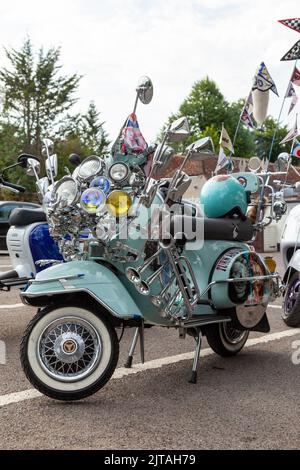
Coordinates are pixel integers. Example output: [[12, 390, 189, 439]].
[[0, 201, 40, 250]]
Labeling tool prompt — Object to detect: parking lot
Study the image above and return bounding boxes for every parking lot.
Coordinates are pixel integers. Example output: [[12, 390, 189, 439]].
[[0, 252, 300, 450]]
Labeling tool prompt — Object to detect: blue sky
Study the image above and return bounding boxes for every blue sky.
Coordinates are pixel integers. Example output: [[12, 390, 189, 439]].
[[0, 0, 299, 146]]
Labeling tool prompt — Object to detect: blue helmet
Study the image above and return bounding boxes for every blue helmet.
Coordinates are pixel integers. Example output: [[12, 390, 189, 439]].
[[200, 175, 248, 218]]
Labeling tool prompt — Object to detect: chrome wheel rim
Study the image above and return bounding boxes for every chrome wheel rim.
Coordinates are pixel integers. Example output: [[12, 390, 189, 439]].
[[38, 316, 102, 383], [222, 323, 248, 345], [284, 279, 300, 315]]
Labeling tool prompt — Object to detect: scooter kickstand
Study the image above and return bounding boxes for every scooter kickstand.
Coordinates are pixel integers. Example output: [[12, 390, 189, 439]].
[[124, 327, 139, 368], [189, 330, 202, 384]]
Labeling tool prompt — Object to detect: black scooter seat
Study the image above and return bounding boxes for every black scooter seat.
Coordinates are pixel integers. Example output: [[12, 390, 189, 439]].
[[9, 208, 46, 227], [168, 214, 254, 243]]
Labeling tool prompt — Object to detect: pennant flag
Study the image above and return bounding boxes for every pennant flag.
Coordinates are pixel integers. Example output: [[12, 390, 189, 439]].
[[281, 40, 300, 61], [292, 139, 300, 158], [245, 92, 254, 114], [278, 18, 300, 34], [285, 82, 298, 114], [215, 147, 229, 172], [241, 107, 254, 129], [252, 62, 279, 96], [291, 67, 300, 86], [219, 124, 234, 153], [280, 118, 298, 145]]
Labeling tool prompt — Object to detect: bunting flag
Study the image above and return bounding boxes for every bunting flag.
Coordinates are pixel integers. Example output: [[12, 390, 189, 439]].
[[245, 92, 254, 114], [219, 124, 234, 153], [252, 62, 279, 96], [291, 66, 300, 86], [121, 113, 147, 153], [281, 40, 300, 61], [278, 18, 300, 34], [241, 107, 254, 129], [292, 139, 300, 158], [285, 82, 298, 114], [279, 117, 298, 145], [215, 147, 229, 172]]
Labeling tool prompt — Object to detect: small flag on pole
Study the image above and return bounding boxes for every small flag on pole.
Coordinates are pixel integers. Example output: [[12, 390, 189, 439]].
[[252, 62, 279, 96], [219, 124, 234, 153], [215, 147, 229, 173], [278, 18, 300, 34], [292, 139, 300, 158], [285, 82, 298, 115], [241, 107, 254, 129], [291, 67, 300, 87], [280, 117, 298, 145], [281, 40, 300, 61]]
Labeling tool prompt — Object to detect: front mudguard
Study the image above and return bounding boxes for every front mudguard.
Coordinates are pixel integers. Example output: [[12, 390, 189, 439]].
[[21, 260, 143, 321], [282, 250, 300, 286]]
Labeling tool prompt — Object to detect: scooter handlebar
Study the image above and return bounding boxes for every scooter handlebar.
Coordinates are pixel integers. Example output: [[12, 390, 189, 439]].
[[1, 180, 26, 193]]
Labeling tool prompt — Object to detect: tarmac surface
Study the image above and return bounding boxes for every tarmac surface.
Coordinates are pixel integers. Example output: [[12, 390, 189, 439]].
[[0, 252, 299, 450]]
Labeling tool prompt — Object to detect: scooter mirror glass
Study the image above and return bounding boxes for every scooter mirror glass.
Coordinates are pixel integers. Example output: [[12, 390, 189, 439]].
[[295, 182, 300, 194], [136, 76, 153, 105], [46, 154, 58, 179], [167, 117, 190, 142], [248, 156, 262, 172], [151, 145, 174, 179], [186, 137, 215, 156], [26, 158, 41, 177], [42, 138, 54, 157], [277, 152, 290, 172]]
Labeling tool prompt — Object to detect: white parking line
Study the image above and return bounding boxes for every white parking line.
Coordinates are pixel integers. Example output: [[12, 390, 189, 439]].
[[0, 303, 24, 309], [0, 327, 299, 409], [0, 265, 12, 268], [269, 305, 282, 309]]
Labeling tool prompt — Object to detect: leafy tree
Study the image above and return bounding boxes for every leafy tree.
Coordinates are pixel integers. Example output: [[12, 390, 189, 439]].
[[253, 117, 289, 163], [162, 77, 289, 160], [80, 102, 110, 155], [0, 38, 81, 154]]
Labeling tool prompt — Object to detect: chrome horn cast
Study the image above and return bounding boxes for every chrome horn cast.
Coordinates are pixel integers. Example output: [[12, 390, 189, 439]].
[[39, 317, 102, 382]]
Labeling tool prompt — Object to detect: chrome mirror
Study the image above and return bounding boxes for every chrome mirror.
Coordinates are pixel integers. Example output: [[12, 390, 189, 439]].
[[248, 156, 262, 172], [186, 137, 215, 157], [136, 76, 153, 105], [167, 117, 190, 142], [42, 138, 54, 157], [151, 145, 174, 179], [276, 152, 290, 172], [26, 158, 41, 177], [46, 154, 58, 182]]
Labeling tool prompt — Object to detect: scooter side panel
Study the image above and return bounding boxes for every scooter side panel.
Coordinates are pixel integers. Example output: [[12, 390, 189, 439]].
[[22, 260, 143, 320]]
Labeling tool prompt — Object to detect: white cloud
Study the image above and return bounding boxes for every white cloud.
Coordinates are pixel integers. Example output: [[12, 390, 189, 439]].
[[0, 0, 299, 146]]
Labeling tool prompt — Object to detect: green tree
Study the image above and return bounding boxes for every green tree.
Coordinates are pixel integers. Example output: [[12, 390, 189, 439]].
[[0, 38, 81, 154], [80, 102, 110, 155], [253, 117, 289, 162]]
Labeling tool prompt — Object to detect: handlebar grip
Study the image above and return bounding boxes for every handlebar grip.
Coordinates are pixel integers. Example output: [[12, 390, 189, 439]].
[[2, 180, 26, 193]]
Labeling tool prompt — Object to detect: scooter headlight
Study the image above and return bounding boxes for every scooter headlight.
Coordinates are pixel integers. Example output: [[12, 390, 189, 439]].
[[77, 155, 105, 181], [80, 188, 106, 214], [90, 176, 111, 194], [106, 190, 133, 217], [108, 163, 130, 183], [52, 176, 78, 206]]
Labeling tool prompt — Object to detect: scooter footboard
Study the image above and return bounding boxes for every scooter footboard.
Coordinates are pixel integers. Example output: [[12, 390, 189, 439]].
[[21, 260, 143, 321]]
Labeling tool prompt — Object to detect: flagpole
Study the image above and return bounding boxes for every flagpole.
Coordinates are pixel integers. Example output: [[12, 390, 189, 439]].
[[267, 61, 298, 166]]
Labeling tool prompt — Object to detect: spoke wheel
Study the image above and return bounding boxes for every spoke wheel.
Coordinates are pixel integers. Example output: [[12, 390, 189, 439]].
[[20, 304, 119, 401]]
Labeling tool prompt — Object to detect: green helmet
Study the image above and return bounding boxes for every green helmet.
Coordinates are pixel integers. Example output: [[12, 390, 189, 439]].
[[200, 175, 248, 218]]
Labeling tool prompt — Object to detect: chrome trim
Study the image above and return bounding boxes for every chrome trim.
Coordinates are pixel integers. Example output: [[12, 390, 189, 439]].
[[200, 273, 280, 298], [29, 274, 85, 284], [20, 287, 142, 320]]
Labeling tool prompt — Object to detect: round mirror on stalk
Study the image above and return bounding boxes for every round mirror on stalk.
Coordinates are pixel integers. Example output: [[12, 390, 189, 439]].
[[167, 117, 190, 142], [151, 145, 174, 179], [276, 152, 290, 172], [136, 76, 153, 105], [248, 156, 262, 172]]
